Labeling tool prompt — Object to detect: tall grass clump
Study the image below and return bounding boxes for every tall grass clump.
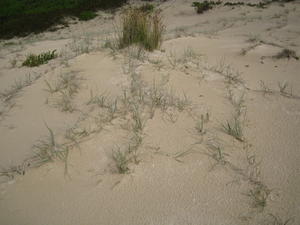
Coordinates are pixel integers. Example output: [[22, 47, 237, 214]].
[[118, 7, 165, 51]]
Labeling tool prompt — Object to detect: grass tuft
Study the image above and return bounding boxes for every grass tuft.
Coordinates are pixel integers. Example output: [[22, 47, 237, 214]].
[[247, 183, 270, 210], [267, 214, 293, 225], [32, 124, 69, 167], [0, 73, 41, 103], [112, 148, 130, 174], [278, 81, 293, 97], [222, 116, 243, 142]]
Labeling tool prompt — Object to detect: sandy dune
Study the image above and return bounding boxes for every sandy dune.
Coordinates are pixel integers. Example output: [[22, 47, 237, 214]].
[[0, 0, 299, 224]]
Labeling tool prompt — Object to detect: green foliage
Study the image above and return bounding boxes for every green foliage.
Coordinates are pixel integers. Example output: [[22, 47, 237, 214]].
[[77, 11, 97, 21], [22, 50, 57, 67], [192, 1, 221, 14], [0, 0, 127, 39], [223, 0, 296, 8], [118, 7, 165, 51], [139, 3, 155, 13]]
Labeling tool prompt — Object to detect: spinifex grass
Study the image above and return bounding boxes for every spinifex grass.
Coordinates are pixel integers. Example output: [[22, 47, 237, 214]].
[[247, 183, 271, 210], [112, 148, 130, 174], [0, 73, 41, 103], [222, 117, 243, 142], [32, 124, 69, 167]]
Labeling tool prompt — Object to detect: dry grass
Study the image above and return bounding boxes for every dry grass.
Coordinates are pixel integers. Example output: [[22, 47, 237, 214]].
[[0, 73, 41, 103], [118, 7, 165, 51], [45, 72, 82, 113], [259, 80, 273, 96], [0, 164, 26, 179], [278, 81, 293, 97], [267, 214, 293, 225], [30, 124, 69, 174], [247, 183, 270, 211]]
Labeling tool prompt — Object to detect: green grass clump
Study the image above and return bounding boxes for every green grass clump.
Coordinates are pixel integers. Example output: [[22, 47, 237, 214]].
[[77, 11, 97, 21], [118, 7, 165, 51], [192, 1, 221, 14], [22, 50, 57, 67]]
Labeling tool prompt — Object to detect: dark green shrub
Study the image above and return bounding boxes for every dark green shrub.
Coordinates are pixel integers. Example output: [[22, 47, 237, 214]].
[[77, 11, 97, 21], [22, 50, 57, 67], [139, 3, 155, 13], [0, 0, 127, 39], [192, 1, 221, 14], [224, 2, 245, 6]]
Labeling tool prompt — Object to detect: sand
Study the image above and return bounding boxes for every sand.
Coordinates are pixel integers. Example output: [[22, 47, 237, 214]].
[[0, 0, 299, 224]]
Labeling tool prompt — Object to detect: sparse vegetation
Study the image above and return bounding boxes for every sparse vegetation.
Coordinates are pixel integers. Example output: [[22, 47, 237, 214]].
[[22, 50, 57, 67], [192, 0, 297, 13], [267, 214, 293, 225], [132, 105, 145, 133], [259, 80, 273, 96], [55, 91, 76, 112], [209, 60, 243, 85], [173, 149, 195, 163], [32, 124, 69, 168], [0, 73, 41, 103], [87, 91, 110, 108], [278, 81, 293, 97], [247, 183, 270, 210], [118, 7, 165, 51], [45, 72, 82, 113], [206, 141, 229, 166], [0, 164, 26, 179]]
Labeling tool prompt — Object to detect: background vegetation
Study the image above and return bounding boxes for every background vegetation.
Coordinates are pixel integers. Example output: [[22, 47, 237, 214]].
[[0, 0, 127, 39]]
